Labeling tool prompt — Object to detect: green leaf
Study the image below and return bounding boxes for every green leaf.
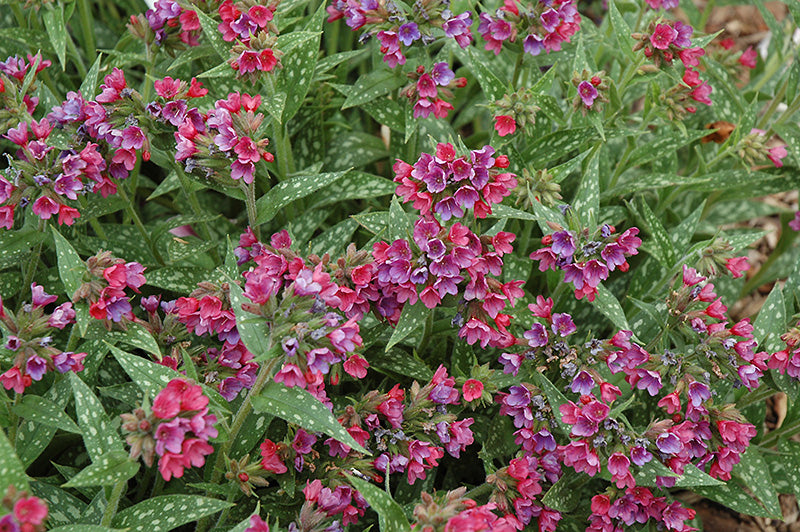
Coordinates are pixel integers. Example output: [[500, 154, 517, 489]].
[[12, 394, 80, 433], [634, 459, 723, 488], [753, 284, 786, 353], [16, 378, 72, 467], [52, 227, 86, 297], [0, 229, 46, 270], [230, 412, 273, 459], [734, 447, 781, 518], [541, 474, 582, 512], [573, 147, 599, 223], [324, 133, 388, 170], [346, 474, 411, 532], [49, 527, 119, 532], [626, 130, 709, 170], [310, 218, 358, 257], [467, 48, 507, 102], [488, 203, 538, 222], [607, 0, 637, 62], [277, 5, 323, 122], [370, 349, 433, 381], [145, 267, 210, 295], [252, 381, 371, 454], [591, 285, 632, 334], [112, 495, 234, 532], [528, 371, 570, 434], [69, 372, 123, 462], [227, 280, 272, 359], [385, 299, 426, 352], [109, 344, 230, 413], [63, 450, 139, 487], [342, 70, 404, 109], [311, 172, 396, 208], [30, 482, 86, 526], [695, 479, 775, 518], [387, 195, 412, 242], [42, 5, 67, 69], [196, 10, 229, 61], [254, 170, 349, 224], [638, 198, 676, 267], [523, 127, 594, 167], [0, 430, 29, 491]]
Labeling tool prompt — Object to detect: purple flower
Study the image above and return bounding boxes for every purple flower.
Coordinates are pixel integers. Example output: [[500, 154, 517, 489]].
[[570, 370, 595, 395], [106, 297, 132, 322], [219, 377, 244, 401], [673, 21, 693, 48], [551, 231, 576, 257], [442, 12, 473, 48], [31, 283, 58, 308], [49, 302, 76, 329], [292, 429, 317, 454], [578, 80, 598, 107], [524, 322, 549, 347], [0, 515, 20, 532], [583, 259, 609, 288], [397, 22, 420, 46], [155, 417, 188, 454], [430, 62, 455, 86], [5, 336, 21, 351], [454, 185, 479, 209], [540, 9, 560, 33], [687, 381, 711, 406], [655, 432, 682, 454], [634, 369, 663, 396], [434, 197, 464, 221], [551, 313, 576, 337], [630, 445, 653, 466], [26, 354, 48, 381], [499, 352, 523, 375], [523, 34, 544, 56]]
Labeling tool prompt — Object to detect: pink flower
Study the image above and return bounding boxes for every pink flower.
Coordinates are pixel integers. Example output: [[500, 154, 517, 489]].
[[343, 354, 368, 378], [650, 24, 677, 50], [158, 451, 186, 481], [14, 496, 48, 525], [32, 196, 60, 220], [725, 256, 750, 278], [260, 438, 288, 474], [462, 379, 484, 402], [738, 46, 757, 69], [245, 515, 270, 532], [767, 144, 788, 168], [494, 115, 516, 136]]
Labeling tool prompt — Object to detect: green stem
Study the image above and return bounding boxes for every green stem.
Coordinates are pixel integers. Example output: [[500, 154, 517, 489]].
[[118, 186, 165, 265], [463, 482, 493, 501], [22, 221, 46, 289], [77, 0, 97, 63], [512, 51, 525, 88], [7, 393, 22, 446], [212, 490, 239, 530], [174, 164, 220, 263], [65, 33, 88, 77], [273, 122, 294, 180], [100, 480, 126, 527], [417, 310, 435, 354], [698, 0, 715, 30], [10, 3, 27, 28], [241, 181, 260, 239], [756, 74, 789, 130], [78, 195, 108, 240]]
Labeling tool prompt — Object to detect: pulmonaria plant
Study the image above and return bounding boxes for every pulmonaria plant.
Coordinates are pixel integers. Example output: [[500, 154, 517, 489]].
[[736, 128, 788, 169], [402, 63, 466, 120], [0, 53, 50, 134], [121, 378, 218, 481], [128, 0, 202, 51], [394, 142, 517, 220], [217, 0, 282, 83], [571, 70, 609, 114], [70, 250, 146, 326], [0, 285, 86, 394], [172, 92, 274, 185], [530, 219, 642, 301], [492, 88, 541, 137], [478, 0, 581, 56]]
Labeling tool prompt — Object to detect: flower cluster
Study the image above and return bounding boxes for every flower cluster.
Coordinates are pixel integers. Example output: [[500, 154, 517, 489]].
[[769, 321, 800, 380], [48, 68, 153, 196], [412, 487, 518, 532], [173, 282, 258, 401], [736, 128, 788, 169], [478, 0, 581, 56], [714, 38, 758, 73], [487, 456, 562, 530], [0, 53, 50, 134], [492, 88, 541, 137], [0, 285, 86, 393], [0, 487, 48, 532], [401, 63, 466, 120], [236, 229, 367, 389], [588, 488, 696, 532], [327, 0, 473, 68], [369, 215, 524, 349], [645, 0, 679, 10], [70, 251, 146, 325], [530, 221, 641, 301], [0, 119, 93, 228], [218, 0, 282, 83], [121, 378, 218, 481], [394, 143, 517, 220], [147, 75, 208, 128], [173, 92, 274, 185], [571, 70, 609, 113], [129, 0, 201, 49]]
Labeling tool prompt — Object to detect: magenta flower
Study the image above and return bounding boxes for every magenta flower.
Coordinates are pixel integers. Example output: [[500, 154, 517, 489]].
[[650, 23, 677, 50], [578, 80, 598, 107]]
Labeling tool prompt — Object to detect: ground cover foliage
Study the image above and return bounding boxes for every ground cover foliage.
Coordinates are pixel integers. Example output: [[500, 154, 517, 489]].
[[1, 0, 800, 530]]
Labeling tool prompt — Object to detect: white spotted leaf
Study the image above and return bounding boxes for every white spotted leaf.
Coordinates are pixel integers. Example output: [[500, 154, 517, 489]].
[[384, 299, 426, 353], [572, 147, 599, 224], [695, 479, 775, 518], [69, 372, 124, 462], [108, 344, 230, 413], [227, 280, 272, 360], [734, 447, 782, 518], [52, 227, 86, 297], [42, 5, 67, 69], [753, 284, 786, 353], [607, 0, 637, 62], [341, 70, 405, 110], [80, 53, 103, 98], [111, 495, 234, 532], [276, 4, 324, 122], [63, 450, 139, 487], [12, 394, 80, 433], [0, 430, 29, 491], [30, 481, 86, 526], [488, 203, 539, 222], [346, 473, 411, 532], [196, 10, 230, 62], [252, 381, 370, 455], [387, 196, 411, 243], [590, 285, 633, 337], [528, 371, 571, 435], [49, 527, 118, 532], [254, 170, 349, 224], [634, 458, 723, 488], [16, 378, 72, 467]]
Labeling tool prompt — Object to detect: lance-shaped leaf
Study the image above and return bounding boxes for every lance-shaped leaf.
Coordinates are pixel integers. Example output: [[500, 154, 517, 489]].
[[384, 299, 426, 353], [52, 227, 86, 297], [12, 394, 80, 434], [63, 450, 139, 487], [0, 430, 29, 490], [346, 474, 410, 532], [69, 372, 123, 462], [254, 170, 349, 224], [111, 495, 234, 532], [42, 5, 67, 69], [252, 381, 370, 455], [196, 10, 230, 62], [227, 280, 272, 360]]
